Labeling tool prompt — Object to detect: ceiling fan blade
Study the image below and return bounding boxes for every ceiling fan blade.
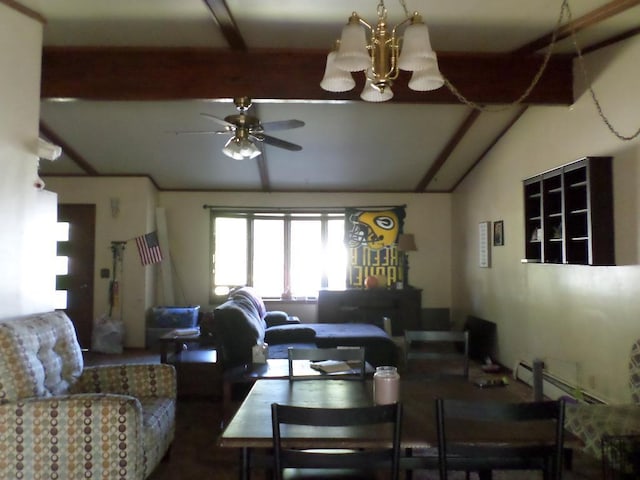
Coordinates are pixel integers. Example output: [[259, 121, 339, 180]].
[[170, 129, 229, 135], [261, 134, 303, 152], [200, 112, 236, 128], [260, 119, 305, 132]]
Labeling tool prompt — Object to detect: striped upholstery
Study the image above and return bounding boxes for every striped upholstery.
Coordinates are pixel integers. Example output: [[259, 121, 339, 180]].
[[0, 312, 176, 479], [565, 338, 640, 460]]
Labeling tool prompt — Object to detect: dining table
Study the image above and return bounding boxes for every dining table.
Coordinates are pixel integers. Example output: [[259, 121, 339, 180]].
[[218, 377, 578, 480]]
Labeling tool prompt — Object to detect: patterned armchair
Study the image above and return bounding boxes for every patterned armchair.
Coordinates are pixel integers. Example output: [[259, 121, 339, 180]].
[[565, 338, 640, 460], [0, 311, 176, 480]]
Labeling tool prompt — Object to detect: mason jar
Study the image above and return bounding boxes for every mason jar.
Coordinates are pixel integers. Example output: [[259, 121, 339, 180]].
[[373, 366, 400, 405]]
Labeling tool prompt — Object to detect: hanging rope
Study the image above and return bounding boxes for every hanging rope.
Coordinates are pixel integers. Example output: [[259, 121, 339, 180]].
[[565, 1, 640, 141], [441, 0, 568, 113], [431, 0, 639, 139]]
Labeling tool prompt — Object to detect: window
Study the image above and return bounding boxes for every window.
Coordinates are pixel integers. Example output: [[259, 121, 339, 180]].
[[211, 210, 346, 300]]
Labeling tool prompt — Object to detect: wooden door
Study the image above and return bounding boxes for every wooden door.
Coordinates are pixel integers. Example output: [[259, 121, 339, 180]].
[[57, 204, 96, 349]]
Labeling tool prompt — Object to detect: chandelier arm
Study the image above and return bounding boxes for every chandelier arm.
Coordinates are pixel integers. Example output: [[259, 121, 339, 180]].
[[357, 16, 374, 32], [565, 1, 640, 141]]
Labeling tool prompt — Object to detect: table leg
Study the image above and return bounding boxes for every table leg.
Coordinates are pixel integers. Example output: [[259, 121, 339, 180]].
[[240, 447, 250, 480], [478, 469, 492, 480]]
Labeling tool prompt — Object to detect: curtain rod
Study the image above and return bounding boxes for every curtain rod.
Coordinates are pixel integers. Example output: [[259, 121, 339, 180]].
[[202, 204, 406, 212]]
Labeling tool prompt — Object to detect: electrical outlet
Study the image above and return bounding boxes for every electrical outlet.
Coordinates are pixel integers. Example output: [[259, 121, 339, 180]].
[[588, 375, 596, 389], [100, 268, 110, 278]]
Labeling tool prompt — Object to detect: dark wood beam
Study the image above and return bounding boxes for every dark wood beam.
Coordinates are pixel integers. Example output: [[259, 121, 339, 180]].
[[202, 0, 246, 51], [0, 0, 46, 23], [41, 47, 573, 105], [514, 0, 640, 54], [39, 121, 99, 175], [414, 109, 482, 192], [450, 106, 529, 193], [256, 154, 271, 191]]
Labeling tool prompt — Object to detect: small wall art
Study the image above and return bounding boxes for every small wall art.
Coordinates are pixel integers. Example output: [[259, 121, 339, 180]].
[[493, 220, 504, 246]]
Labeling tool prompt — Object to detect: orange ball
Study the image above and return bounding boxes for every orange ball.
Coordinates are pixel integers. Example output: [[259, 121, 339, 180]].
[[364, 275, 378, 289]]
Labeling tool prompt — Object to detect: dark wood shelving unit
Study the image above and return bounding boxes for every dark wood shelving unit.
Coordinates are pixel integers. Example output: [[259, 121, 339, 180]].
[[522, 156, 614, 265]]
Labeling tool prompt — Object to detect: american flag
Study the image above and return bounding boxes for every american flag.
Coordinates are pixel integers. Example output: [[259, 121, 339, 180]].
[[135, 231, 163, 265]]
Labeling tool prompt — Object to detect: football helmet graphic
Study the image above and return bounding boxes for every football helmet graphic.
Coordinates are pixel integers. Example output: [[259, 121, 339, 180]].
[[347, 210, 400, 250]]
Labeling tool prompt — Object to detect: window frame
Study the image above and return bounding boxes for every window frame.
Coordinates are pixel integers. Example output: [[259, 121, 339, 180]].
[[209, 208, 346, 303]]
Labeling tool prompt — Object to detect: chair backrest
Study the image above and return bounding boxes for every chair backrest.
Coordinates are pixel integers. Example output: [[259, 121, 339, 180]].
[[404, 330, 469, 378], [287, 347, 366, 381], [435, 397, 565, 480], [271, 402, 402, 480], [0, 311, 83, 403]]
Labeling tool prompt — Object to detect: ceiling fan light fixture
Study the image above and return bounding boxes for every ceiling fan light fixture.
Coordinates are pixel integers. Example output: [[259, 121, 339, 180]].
[[320, 50, 356, 92], [321, 1, 443, 102], [222, 135, 261, 160]]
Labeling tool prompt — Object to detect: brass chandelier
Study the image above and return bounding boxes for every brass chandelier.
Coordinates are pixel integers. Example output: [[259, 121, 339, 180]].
[[320, 0, 444, 102]]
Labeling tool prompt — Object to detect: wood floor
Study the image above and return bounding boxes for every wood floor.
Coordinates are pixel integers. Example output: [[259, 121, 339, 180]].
[[85, 349, 603, 480]]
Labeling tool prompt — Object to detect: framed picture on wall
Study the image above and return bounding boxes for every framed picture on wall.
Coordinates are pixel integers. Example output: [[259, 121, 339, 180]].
[[479, 221, 491, 268], [493, 220, 504, 246]]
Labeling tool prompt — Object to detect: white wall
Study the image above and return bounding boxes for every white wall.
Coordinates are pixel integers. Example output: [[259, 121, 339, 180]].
[[158, 191, 451, 310], [451, 36, 640, 403], [44, 177, 158, 346], [0, 4, 57, 318], [42, 183, 453, 343]]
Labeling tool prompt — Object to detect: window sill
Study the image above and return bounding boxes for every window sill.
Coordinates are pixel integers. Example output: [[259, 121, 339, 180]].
[[264, 297, 317, 305]]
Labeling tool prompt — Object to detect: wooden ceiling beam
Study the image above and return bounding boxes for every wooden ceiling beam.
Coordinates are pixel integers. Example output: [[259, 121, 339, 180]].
[[514, 0, 640, 54], [41, 47, 573, 105], [202, 0, 247, 51]]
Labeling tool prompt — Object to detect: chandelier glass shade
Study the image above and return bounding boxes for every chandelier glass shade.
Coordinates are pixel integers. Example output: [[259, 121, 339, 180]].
[[222, 129, 261, 160], [320, 1, 444, 102]]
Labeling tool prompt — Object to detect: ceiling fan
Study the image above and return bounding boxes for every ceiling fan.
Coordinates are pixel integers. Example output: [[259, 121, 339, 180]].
[[181, 97, 305, 160]]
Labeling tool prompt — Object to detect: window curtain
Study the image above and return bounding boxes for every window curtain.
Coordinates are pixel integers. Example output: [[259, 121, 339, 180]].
[[344, 206, 406, 288]]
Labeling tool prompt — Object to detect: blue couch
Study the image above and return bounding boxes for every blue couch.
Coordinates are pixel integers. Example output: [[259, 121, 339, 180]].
[[213, 287, 398, 369]]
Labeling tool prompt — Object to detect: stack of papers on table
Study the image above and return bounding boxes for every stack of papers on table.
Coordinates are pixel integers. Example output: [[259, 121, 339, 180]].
[[310, 360, 353, 374], [169, 327, 200, 337]]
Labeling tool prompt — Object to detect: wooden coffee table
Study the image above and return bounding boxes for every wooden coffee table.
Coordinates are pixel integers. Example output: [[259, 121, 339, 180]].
[[158, 330, 221, 397]]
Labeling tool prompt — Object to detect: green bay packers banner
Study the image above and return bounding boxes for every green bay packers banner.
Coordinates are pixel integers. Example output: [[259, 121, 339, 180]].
[[345, 206, 406, 288]]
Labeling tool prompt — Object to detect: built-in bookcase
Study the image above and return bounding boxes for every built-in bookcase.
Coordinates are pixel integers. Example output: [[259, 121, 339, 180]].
[[522, 156, 614, 265]]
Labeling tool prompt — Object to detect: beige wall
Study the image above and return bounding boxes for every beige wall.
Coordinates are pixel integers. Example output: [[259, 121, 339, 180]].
[[0, 5, 58, 318], [45, 177, 158, 346], [158, 191, 451, 314], [451, 36, 640, 403], [42, 184, 452, 346]]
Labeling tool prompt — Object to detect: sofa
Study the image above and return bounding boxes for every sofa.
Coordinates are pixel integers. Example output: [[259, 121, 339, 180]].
[[0, 311, 176, 480], [565, 337, 640, 463], [213, 287, 398, 369]]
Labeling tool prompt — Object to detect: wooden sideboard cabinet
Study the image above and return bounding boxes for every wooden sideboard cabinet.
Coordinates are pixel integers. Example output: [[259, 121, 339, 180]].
[[523, 156, 614, 265], [317, 288, 422, 336]]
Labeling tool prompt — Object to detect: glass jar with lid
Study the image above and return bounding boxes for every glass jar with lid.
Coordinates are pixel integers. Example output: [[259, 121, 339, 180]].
[[373, 366, 400, 404]]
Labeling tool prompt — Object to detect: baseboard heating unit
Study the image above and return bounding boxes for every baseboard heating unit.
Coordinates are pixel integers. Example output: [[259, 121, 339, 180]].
[[513, 360, 606, 405]]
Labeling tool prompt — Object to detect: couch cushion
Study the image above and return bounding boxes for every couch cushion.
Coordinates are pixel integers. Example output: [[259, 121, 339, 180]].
[[265, 324, 317, 344], [0, 311, 83, 403], [264, 311, 297, 327], [140, 396, 176, 478]]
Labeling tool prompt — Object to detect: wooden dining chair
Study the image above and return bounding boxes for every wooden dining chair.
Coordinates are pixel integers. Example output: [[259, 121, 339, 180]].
[[287, 346, 366, 381], [404, 330, 469, 378], [271, 402, 403, 480], [435, 397, 566, 480]]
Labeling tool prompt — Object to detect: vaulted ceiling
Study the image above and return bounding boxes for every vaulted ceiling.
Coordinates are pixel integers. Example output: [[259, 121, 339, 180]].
[[17, 0, 640, 192]]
